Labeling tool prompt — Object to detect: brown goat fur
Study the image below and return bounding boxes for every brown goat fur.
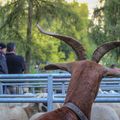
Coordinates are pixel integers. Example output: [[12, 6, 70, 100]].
[[35, 60, 120, 120]]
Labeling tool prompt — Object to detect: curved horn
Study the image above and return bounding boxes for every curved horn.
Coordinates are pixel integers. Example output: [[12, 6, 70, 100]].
[[37, 24, 86, 60], [92, 41, 120, 63]]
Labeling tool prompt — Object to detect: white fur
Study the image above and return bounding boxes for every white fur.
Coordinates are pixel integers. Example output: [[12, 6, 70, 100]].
[[91, 104, 119, 120]]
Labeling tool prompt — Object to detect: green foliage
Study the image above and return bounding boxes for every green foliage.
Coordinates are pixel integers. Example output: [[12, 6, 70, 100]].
[[104, 0, 120, 41], [0, 0, 90, 72], [103, 0, 120, 64], [89, 0, 120, 65]]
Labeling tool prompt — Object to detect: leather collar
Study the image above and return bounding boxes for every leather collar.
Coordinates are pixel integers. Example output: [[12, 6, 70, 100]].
[[64, 102, 88, 120]]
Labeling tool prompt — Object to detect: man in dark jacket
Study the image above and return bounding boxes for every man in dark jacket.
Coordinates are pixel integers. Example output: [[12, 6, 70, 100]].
[[6, 42, 26, 74], [6, 42, 26, 94], [0, 43, 8, 74]]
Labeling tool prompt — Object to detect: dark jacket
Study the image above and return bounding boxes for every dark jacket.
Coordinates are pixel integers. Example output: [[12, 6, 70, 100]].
[[6, 53, 26, 74], [0, 52, 8, 74]]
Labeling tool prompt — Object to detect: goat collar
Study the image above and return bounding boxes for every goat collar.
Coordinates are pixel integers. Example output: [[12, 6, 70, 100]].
[[64, 102, 88, 120]]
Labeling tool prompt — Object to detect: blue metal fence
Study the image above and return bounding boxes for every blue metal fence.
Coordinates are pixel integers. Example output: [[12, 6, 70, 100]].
[[0, 74, 120, 111]]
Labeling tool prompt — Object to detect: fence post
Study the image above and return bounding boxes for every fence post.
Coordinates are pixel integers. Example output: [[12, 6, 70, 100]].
[[47, 75, 53, 111], [62, 82, 65, 95], [0, 82, 3, 94]]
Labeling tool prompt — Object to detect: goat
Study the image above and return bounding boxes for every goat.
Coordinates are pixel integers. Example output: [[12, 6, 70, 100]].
[[36, 24, 120, 120]]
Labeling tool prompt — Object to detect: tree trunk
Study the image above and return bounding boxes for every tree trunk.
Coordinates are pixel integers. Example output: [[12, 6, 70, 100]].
[[25, 0, 33, 73]]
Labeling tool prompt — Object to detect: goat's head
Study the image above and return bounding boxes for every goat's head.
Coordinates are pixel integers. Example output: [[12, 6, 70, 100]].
[[37, 24, 120, 119]]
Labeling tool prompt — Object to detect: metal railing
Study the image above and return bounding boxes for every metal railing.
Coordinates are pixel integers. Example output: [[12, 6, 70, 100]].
[[0, 74, 120, 111]]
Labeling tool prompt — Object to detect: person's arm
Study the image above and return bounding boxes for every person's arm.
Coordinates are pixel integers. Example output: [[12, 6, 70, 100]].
[[0, 54, 8, 74]]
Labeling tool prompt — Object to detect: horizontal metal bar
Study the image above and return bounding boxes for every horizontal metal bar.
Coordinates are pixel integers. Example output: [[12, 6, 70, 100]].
[[0, 73, 71, 78], [1, 79, 120, 82], [95, 98, 120, 103], [1, 97, 120, 103], [0, 97, 119, 103], [53, 98, 120, 103], [0, 98, 48, 103], [0, 94, 36, 98], [2, 82, 68, 85], [0, 79, 48, 82]]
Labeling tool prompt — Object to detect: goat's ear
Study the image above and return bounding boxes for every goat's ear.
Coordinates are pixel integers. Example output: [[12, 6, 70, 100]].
[[104, 67, 120, 77], [44, 62, 74, 73]]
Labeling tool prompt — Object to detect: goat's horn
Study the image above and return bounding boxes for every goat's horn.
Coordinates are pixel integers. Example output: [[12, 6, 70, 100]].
[[37, 24, 86, 60], [45, 62, 74, 73], [92, 41, 120, 63]]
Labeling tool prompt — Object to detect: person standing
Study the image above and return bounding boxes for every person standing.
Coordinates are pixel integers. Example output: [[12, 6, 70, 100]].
[[0, 43, 8, 74], [0, 43, 8, 94], [6, 42, 26, 94]]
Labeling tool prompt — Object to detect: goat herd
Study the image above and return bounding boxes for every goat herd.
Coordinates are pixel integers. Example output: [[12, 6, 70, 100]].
[[1, 25, 120, 120]]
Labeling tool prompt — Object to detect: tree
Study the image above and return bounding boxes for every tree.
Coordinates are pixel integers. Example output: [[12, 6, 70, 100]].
[[89, 0, 120, 65], [104, 0, 120, 41], [0, 0, 89, 72]]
